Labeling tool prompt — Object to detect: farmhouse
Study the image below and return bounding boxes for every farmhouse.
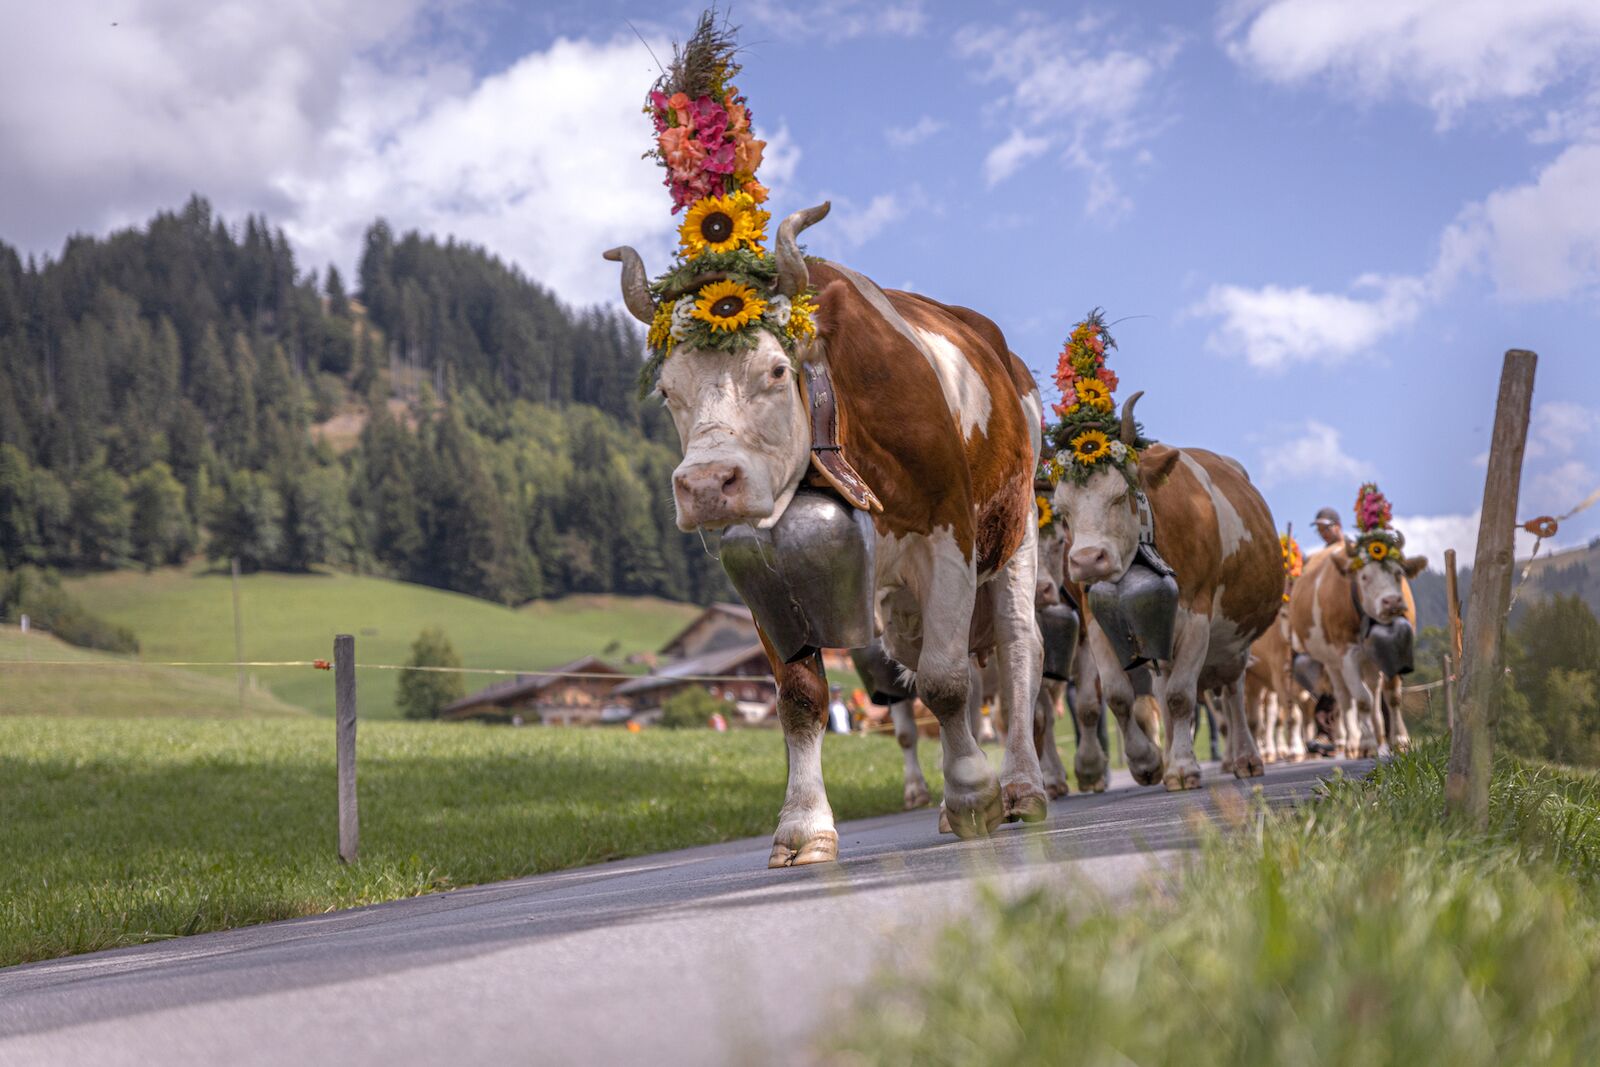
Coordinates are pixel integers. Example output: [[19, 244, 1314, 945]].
[[439, 656, 629, 725], [615, 640, 776, 723]]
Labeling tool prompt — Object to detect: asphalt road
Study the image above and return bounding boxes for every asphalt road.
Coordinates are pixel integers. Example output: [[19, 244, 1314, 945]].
[[0, 757, 1369, 1066]]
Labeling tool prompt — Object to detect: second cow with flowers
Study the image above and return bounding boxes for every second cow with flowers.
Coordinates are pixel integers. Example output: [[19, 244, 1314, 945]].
[[1043, 312, 1285, 790], [605, 15, 1050, 864]]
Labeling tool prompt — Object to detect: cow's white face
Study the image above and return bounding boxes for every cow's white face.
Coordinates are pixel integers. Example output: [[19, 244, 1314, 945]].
[[1035, 522, 1068, 607], [1332, 552, 1425, 623], [657, 333, 811, 531], [1053, 466, 1140, 584]]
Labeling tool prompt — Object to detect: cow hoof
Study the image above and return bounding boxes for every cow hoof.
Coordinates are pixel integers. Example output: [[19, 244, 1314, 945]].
[[1077, 775, 1108, 794], [1233, 754, 1265, 779], [1003, 781, 1049, 823], [937, 805, 952, 835], [1129, 757, 1165, 786], [904, 782, 932, 810], [1044, 776, 1070, 800], [1358, 742, 1378, 759], [1393, 737, 1411, 754], [767, 830, 839, 868], [1164, 760, 1202, 791], [1217, 756, 1235, 776]]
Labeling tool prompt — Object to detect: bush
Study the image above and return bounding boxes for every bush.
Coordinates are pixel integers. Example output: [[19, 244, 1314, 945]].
[[396, 627, 465, 720], [0, 567, 139, 654], [657, 687, 726, 729]]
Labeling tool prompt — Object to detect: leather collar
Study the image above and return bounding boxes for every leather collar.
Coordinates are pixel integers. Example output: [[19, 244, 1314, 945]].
[[802, 361, 882, 512]]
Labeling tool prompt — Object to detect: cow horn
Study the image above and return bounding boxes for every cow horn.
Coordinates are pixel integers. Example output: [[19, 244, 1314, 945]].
[[775, 202, 831, 298], [1118, 390, 1144, 446], [603, 246, 655, 324]]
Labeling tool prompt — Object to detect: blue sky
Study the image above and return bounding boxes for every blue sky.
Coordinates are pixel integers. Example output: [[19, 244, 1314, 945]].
[[4, 1, 1599, 565]]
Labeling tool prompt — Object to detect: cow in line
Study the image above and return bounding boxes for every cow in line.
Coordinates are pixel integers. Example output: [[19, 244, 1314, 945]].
[[1053, 397, 1282, 790], [1288, 541, 1425, 757], [609, 204, 1049, 864], [1244, 609, 1308, 763]]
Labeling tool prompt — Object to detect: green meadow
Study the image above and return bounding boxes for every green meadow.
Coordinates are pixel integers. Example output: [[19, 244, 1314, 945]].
[[61, 565, 699, 717]]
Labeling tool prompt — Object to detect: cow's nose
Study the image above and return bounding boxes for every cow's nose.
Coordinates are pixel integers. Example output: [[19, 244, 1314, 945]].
[[1035, 580, 1058, 608], [1378, 594, 1405, 620], [673, 462, 747, 527], [1068, 546, 1115, 583]]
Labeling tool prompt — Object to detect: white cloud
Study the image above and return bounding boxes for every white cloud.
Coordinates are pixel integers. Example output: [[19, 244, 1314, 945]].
[[1529, 400, 1600, 458], [886, 115, 945, 148], [814, 189, 930, 253], [1531, 460, 1600, 515], [1220, 0, 1600, 128], [739, 0, 927, 41], [1192, 274, 1427, 370], [983, 131, 1051, 187], [1258, 420, 1375, 489], [954, 13, 1180, 214], [1392, 509, 1543, 569]]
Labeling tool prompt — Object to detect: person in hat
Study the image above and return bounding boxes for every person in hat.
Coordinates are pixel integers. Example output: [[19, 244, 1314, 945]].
[[1311, 506, 1346, 549]]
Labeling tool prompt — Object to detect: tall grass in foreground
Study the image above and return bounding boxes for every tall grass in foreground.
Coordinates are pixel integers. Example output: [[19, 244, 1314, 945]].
[[833, 742, 1600, 1066]]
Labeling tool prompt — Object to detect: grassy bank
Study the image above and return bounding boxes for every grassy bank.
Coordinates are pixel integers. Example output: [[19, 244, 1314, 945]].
[[0, 718, 946, 969], [0, 627, 306, 718], [62, 565, 698, 716], [834, 742, 1600, 1065]]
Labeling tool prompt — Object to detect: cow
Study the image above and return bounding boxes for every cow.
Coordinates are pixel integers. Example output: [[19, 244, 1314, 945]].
[[607, 204, 1049, 865], [1288, 539, 1425, 758], [1034, 514, 1114, 793], [1052, 395, 1283, 790], [1244, 608, 1308, 763]]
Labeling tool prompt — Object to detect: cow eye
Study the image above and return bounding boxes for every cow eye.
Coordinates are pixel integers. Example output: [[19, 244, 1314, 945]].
[[770, 363, 787, 382]]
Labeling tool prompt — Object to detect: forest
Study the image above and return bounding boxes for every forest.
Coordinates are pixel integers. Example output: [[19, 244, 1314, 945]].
[[0, 197, 730, 607]]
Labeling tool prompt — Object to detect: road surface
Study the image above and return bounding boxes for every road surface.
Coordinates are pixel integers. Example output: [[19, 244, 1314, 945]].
[[0, 757, 1368, 1066]]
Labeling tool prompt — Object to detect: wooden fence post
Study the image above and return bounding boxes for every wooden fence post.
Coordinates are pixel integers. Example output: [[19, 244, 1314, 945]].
[[335, 633, 359, 863], [1445, 349, 1536, 828], [1443, 548, 1463, 732]]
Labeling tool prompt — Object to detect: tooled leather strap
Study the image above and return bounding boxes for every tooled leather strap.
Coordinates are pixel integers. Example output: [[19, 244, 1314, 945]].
[[804, 362, 882, 513]]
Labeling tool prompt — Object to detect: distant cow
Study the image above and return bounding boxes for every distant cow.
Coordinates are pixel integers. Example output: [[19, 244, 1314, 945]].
[[1288, 541, 1425, 757], [1053, 396, 1282, 790], [610, 205, 1049, 864], [1244, 608, 1307, 763]]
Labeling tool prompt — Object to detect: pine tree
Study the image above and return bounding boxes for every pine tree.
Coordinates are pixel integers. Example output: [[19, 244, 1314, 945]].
[[397, 626, 466, 719], [127, 461, 195, 567]]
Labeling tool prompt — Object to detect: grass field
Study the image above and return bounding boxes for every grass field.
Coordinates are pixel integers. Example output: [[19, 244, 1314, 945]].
[[62, 565, 700, 717], [1, 627, 306, 718], [0, 717, 961, 969], [835, 741, 1600, 1065]]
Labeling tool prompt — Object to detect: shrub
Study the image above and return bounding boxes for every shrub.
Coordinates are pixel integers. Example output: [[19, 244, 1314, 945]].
[[657, 687, 726, 729], [0, 567, 140, 654], [396, 627, 465, 720]]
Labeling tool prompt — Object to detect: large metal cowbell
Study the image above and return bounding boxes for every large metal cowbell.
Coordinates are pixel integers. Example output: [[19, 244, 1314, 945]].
[[720, 488, 877, 663], [1088, 542, 1180, 671]]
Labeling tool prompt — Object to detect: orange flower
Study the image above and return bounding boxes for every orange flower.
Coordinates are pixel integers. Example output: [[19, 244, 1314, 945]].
[[733, 137, 765, 177], [742, 178, 769, 203], [659, 126, 704, 174], [667, 91, 692, 128], [726, 98, 750, 134]]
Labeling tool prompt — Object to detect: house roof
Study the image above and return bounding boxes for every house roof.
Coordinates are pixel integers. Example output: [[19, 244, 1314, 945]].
[[656, 601, 754, 655], [612, 640, 771, 697], [441, 656, 625, 715]]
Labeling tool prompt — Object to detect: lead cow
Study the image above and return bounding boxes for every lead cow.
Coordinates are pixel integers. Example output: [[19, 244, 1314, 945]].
[[608, 206, 1049, 864], [1052, 395, 1283, 790]]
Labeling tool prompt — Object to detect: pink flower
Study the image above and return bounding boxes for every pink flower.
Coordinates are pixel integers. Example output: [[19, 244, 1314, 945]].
[[648, 91, 671, 133], [702, 138, 736, 175], [689, 96, 728, 144], [1096, 366, 1118, 392]]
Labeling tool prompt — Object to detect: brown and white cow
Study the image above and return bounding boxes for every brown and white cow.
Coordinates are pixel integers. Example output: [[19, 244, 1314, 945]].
[[1288, 542, 1425, 757], [1052, 398, 1283, 790], [1244, 607, 1308, 763], [608, 204, 1049, 865]]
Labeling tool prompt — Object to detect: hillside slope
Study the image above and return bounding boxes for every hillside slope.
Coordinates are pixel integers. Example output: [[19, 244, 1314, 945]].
[[0, 626, 306, 718], [63, 566, 700, 717], [1411, 538, 1600, 630]]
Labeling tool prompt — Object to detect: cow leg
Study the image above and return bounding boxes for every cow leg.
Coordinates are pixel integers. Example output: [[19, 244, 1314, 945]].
[[1385, 674, 1411, 752], [890, 699, 931, 809], [1089, 621, 1164, 785], [1330, 649, 1374, 758], [1069, 649, 1109, 793], [1224, 677, 1265, 778], [1282, 693, 1307, 762], [917, 558, 1002, 839], [988, 534, 1049, 824], [1035, 678, 1070, 799], [1159, 611, 1211, 791], [767, 648, 837, 868]]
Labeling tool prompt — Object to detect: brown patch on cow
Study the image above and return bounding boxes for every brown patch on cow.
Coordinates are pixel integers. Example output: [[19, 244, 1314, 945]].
[[759, 626, 827, 731], [1140, 445, 1282, 687], [811, 263, 1036, 578]]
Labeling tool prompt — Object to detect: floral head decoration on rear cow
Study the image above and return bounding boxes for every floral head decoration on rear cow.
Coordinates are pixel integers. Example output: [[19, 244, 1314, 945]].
[[1348, 483, 1403, 570], [603, 11, 825, 396], [1281, 530, 1303, 601], [1041, 309, 1151, 488]]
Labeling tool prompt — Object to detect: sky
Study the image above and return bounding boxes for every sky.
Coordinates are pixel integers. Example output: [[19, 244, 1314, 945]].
[[3, 0, 1599, 568]]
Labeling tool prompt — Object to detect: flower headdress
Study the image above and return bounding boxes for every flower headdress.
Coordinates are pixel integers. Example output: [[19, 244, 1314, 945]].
[[1349, 483, 1402, 569], [1280, 530, 1303, 600], [604, 11, 825, 395], [1041, 309, 1151, 487]]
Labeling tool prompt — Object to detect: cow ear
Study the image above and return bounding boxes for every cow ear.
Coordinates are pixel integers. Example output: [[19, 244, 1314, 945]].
[[812, 280, 851, 343], [1329, 550, 1352, 575], [1139, 444, 1182, 489], [1402, 554, 1428, 579]]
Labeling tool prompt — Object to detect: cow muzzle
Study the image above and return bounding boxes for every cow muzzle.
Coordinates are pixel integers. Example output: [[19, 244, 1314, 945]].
[[673, 461, 768, 529], [1068, 545, 1121, 584]]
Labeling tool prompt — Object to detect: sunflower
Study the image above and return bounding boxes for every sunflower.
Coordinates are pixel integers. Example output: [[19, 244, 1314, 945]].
[[1367, 539, 1390, 562], [1036, 495, 1054, 529], [786, 290, 818, 341], [647, 299, 675, 354], [1074, 377, 1112, 413], [1070, 428, 1111, 463], [678, 192, 769, 257], [692, 279, 766, 333]]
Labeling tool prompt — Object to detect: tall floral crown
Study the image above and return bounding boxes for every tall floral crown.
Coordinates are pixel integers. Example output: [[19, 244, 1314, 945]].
[[1281, 530, 1303, 600], [1350, 483, 1402, 569], [604, 11, 823, 395], [1042, 310, 1150, 486]]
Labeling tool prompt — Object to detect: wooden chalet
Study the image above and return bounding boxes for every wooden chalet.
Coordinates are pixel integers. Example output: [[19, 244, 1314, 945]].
[[440, 656, 629, 725]]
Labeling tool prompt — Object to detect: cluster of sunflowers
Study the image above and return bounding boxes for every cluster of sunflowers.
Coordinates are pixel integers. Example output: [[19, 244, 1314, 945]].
[[1350, 482, 1402, 570], [1280, 531, 1303, 600], [638, 14, 818, 388], [1042, 309, 1144, 486]]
